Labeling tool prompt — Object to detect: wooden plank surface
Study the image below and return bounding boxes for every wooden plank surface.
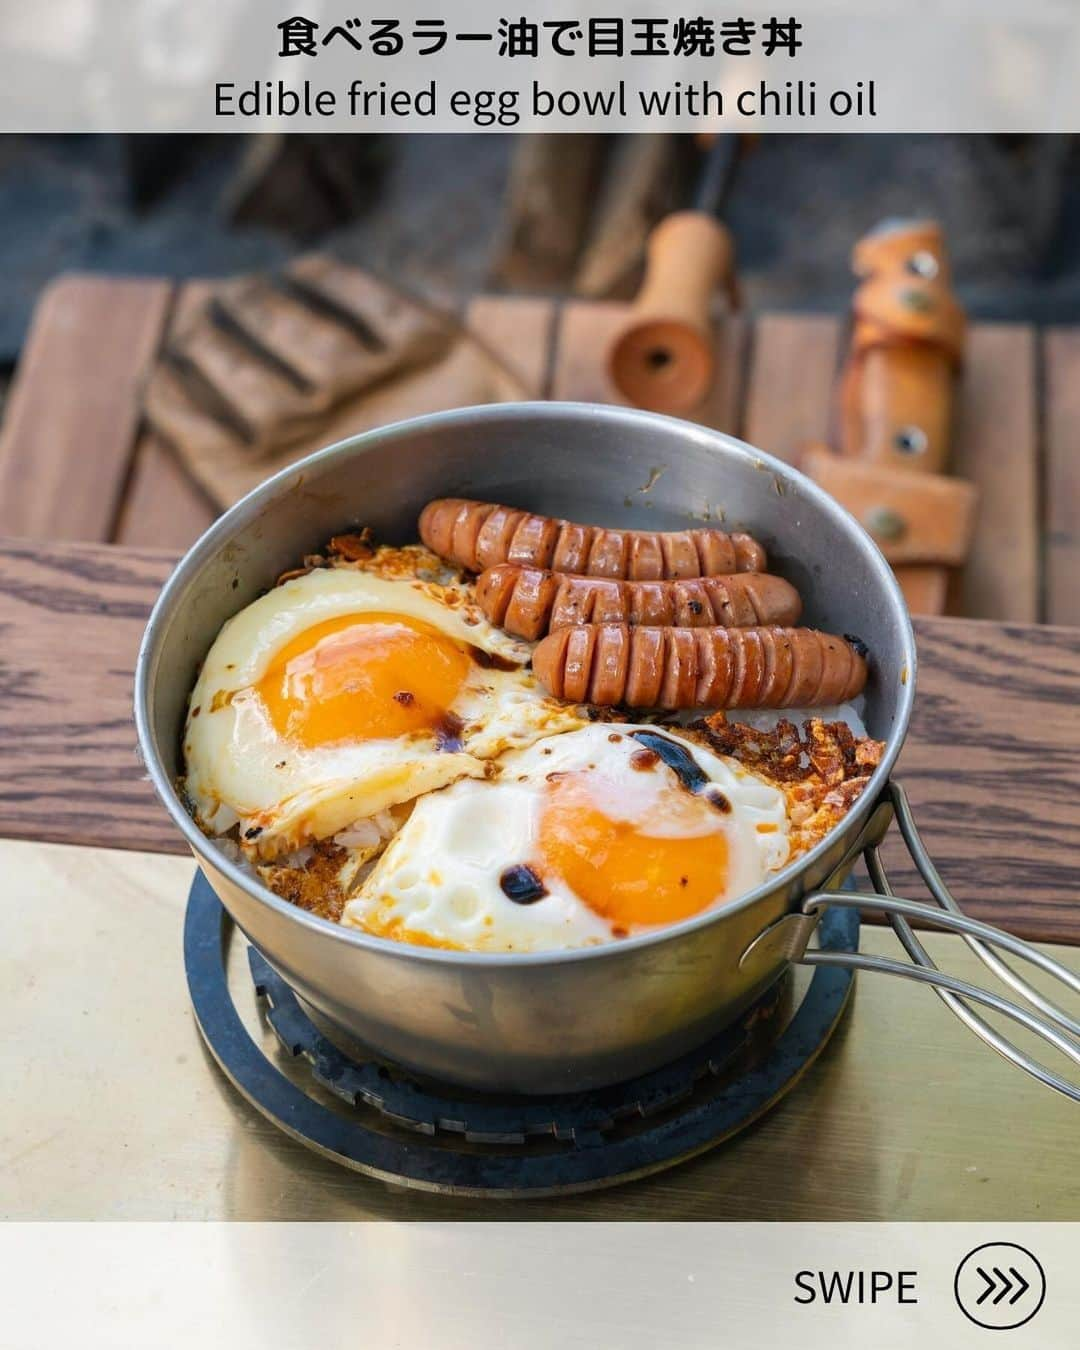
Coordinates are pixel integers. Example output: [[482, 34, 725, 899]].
[[0, 540, 177, 854], [112, 290, 559, 553], [1, 276, 1072, 632], [5, 838, 1075, 1221], [7, 286, 557, 559], [951, 323, 1039, 622], [465, 293, 555, 398], [883, 617, 1080, 925], [113, 282, 219, 551], [741, 313, 842, 462], [1, 537, 1077, 945], [1044, 327, 1080, 627], [0, 276, 172, 543], [112, 437, 218, 551], [113, 288, 560, 553]]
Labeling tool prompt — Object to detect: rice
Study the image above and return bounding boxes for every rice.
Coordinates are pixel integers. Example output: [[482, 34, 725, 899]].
[[729, 698, 868, 738]]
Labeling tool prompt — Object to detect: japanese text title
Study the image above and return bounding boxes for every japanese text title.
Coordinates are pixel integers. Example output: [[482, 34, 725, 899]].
[[276, 15, 805, 59]]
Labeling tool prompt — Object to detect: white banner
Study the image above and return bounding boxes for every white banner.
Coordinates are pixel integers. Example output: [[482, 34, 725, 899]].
[[0, 1223, 1076, 1347], [3, 1, 1080, 132]]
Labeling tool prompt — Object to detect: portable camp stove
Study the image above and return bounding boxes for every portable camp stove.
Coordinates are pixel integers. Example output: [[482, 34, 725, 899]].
[[184, 871, 859, 1198]]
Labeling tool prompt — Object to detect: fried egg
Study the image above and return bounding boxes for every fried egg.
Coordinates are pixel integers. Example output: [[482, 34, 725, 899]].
[[183, 568, 583, 857], [342, 722, 791, 952]]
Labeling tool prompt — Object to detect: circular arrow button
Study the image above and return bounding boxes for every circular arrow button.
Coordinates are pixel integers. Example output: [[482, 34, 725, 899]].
[[954, 1243, 1046, 1330]]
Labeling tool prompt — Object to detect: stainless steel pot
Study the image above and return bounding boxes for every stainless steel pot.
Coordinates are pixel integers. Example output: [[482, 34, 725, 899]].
[[135, 403, 1079, 1099]]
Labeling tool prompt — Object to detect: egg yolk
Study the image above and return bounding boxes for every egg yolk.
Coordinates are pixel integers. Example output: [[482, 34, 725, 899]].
[[537, 773, 730, 928], [255, 612, 472, 747]]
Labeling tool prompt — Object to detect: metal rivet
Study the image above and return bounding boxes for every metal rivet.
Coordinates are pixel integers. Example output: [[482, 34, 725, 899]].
[[865, 506, 907, 541], [906, 250, 940, 279], [900, 288, 935, 313], [894, 425, 928, 455]]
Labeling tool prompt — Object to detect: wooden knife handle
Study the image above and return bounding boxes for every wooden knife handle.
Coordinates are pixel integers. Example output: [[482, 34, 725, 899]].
[[838, 220, 965, 475], [608, 210, 735, 415], [846, 342, 955, 473], [823, 220, 973, 617]]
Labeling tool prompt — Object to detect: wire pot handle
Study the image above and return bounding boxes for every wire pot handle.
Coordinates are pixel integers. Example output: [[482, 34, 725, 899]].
[[799, 781, 1080, 1104]]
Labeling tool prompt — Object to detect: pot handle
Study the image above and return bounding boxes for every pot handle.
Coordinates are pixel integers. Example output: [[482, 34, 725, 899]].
[[799, 781, 1080, 1103]]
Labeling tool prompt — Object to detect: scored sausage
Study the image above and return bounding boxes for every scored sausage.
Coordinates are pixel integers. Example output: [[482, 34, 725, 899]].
[[418, 498, 766, 579], [532, 624, 868, 709], [476, 565, 802, 640]]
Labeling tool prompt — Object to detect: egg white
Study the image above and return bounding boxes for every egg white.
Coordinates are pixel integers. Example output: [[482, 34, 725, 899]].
[[342, 722, 791, 952], [183, 568, 584, 857]]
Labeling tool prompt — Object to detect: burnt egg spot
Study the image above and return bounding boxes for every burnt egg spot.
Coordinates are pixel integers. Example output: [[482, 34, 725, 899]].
[[629, 730, 710, 795], [434, 710, 465, 752], [469, 645, 519, 672], [844, 633, 870, 660], [499, 864, 548, 905]]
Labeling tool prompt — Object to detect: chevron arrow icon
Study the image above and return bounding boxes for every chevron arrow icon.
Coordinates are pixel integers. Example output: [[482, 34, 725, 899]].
[[975, 1265, 1030, 1306], [1007, 1267, 1030, 1305]]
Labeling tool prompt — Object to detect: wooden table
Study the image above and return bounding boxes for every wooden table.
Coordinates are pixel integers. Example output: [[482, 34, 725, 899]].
[[1, 278, 1078, 1221], [3, 536, 1078, 944], [1, 275, 1079, 625]]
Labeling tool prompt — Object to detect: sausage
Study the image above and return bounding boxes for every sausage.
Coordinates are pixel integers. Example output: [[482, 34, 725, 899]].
[[476, 565, 802, 641], [418, 498, 766, 578], [532, 624, 868, 710]]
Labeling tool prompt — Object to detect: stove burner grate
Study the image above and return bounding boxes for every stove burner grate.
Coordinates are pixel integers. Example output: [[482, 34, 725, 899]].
[[185, 870, 859, 1197]]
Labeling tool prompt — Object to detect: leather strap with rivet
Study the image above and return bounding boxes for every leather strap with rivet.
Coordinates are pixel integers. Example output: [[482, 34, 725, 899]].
[[804, 219, 977, 615]]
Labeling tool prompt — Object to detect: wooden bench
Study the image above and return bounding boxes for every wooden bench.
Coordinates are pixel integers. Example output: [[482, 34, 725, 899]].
[[1, 274, 1076, 624]]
